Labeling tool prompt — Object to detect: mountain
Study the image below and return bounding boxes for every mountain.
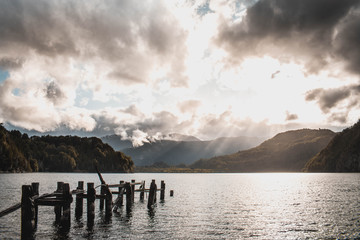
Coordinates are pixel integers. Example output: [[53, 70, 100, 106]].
[[0, 124, 133, 172], [101, 133, 200, 151], [190, 129, 336, 172], [120, 136, 263, 166], [304, 120, 360, 172], [166, 133, 200, 142], [101, 135, 133, 150]]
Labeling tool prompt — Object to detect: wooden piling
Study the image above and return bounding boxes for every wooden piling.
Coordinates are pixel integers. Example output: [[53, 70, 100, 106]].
[[87, 182, 96, 228], [75, 181, 84, 219], [125, 182, 132, 210], [100, 185, 105, 210], [21, 185, 35, 240], [147, 180, 157, 209], [131, 179, 135, 202], [160, 180, 165, 201], [140, 180, 145, 201], [154, 181, 157, 203], [113, 180, 124, 213], [31, 182, 39, 227], [105, 185, 112, 218], [54, 182, 64, 223], [119, 180, 124, 206], [61, 183, 72, 228], [3, 178, 167, 236]]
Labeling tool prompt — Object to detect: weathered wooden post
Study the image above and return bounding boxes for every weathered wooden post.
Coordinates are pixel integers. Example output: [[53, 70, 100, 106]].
[[119, 180, 124, 206], [154, 181, 157, 203], [21, 185, 35, 240], [75, 181, 84, 219], [147, 180, 157, 209], [100, 185, 105, 211], [105, 185, 112, 218], [87, 182, 96, 228], [140, 180, 145, 201], [61, 183, 72, 229], [31, 182, 39, 228], [125, 182, 132, 211], [54, 182, 64, 223], [113, 180, 124, 212], [131, 179, 135, 202], [160, 180, 165, 201]]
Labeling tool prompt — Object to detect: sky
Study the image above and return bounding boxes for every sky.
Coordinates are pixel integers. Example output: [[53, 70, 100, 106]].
[[0, 0, 360, 145]]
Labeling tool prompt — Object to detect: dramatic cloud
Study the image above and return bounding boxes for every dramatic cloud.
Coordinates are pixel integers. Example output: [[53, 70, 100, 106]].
[[0, 0, 188, 86], [0, 58, 24, 70], [1, 0, 360, 144], [305, 85, 360, 122], [215, 0, 360, 74]]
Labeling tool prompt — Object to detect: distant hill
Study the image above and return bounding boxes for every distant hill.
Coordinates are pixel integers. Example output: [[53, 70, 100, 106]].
[[191, 129, 336, 172], [120, 136, 263, 166], [304, 120, 360, 172], [0, 124, 133, 173], [101, 133, 200, 151], [166, 133, 200, 142], [101, 135, 133, 150]]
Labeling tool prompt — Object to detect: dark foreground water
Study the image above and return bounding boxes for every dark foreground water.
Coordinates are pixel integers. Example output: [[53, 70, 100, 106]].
[[0, 173, 359, 239]]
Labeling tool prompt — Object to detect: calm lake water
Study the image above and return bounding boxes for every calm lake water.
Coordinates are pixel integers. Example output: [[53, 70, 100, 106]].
[[0, 173, 359, 239]]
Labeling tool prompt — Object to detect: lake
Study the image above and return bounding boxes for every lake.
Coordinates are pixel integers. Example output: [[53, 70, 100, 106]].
[[0, 173, 359, 239]]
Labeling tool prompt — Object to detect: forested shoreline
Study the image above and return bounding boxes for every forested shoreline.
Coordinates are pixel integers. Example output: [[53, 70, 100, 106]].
[[0, 124, 133, 173]]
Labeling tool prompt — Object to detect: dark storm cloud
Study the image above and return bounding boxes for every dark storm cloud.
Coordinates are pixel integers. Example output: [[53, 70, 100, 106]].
[[216, 0, 360, 74], [0, 0, 77, 56], [44, 81, 65, 105], [333, 12, 360, 74], [305, 85, 360, 121], [305, 87, 350, 112], [0, 58, 24, 70]]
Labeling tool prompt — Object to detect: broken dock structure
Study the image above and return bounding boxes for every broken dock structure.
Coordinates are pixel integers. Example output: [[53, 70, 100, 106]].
[[0, 178, 171, 239]]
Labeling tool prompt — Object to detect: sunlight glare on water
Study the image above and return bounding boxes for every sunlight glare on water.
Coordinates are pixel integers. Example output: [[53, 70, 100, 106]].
[[0, 172, 359, 239]]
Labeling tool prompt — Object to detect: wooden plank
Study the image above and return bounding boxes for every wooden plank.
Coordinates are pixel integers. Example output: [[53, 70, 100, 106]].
[[95, 165, 106, 185], [107, 182, 142, 188], [36, 199, 67, 206], [0, 203, 21, 217], [134, 189, 150, 192]]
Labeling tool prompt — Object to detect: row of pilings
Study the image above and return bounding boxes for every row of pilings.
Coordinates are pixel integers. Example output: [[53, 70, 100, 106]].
[[18, 179, 169, 239]]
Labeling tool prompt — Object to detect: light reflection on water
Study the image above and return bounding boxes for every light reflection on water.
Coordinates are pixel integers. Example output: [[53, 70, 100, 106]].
[[0, 173, 359, 239]]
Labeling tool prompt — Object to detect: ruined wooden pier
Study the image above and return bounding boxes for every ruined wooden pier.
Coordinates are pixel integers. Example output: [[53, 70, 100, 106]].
[[0, 178, 171, 239]]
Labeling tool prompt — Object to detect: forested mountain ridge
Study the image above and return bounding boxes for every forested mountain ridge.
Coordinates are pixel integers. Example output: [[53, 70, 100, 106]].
[[190, 129, 336, 172], [304, 119, 360, 172], [118, 136, 263, 166], [0, 124, 133, 172]]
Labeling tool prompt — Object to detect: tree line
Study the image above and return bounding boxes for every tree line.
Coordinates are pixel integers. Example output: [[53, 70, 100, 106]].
[[0, 124, 133, 173]]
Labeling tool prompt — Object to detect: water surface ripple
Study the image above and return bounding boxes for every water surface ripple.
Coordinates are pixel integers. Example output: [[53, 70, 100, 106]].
[[0, 173, 359, 239]]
